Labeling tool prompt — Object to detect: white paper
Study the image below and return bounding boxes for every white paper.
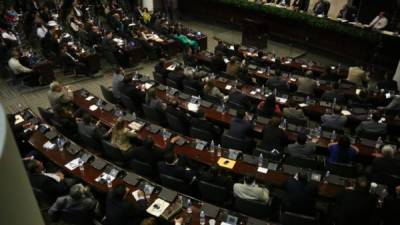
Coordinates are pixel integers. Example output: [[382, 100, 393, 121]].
[[14, 115, 24, 125], [225, 85, 232, 90], [298, 103, 308, 108], [250, 91, 257, 95], [146, 198, 170, 217], [187, 103, 199, 112], [86, 96, 95, 101], [223, 58, 230, 64], [385, 93, 391, 99], [128, 121, 144, 131], [341, 110, 352, 116], [43, 141, 56, 150], [144, 83, 153, 90], [132, 190, 141, 201], [89, 105, 98, 111], [65, 158, 80, 171], [257, 167, 268, 174], [166, 65, 176, 71], [276, 97, 287, 104]]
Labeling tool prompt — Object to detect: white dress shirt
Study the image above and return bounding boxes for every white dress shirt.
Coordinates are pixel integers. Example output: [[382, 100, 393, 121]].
[[36, 25, 48, 39], [1, 31, 17, 41], [233, 182, 270, 202], [369, 16, 388, 30], [8, 57, 33, 75]]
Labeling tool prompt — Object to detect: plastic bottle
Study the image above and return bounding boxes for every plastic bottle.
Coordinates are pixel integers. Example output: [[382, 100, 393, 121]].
[[187, 199, 192, 213], [210, 140, 215, 153], [258, 153, 264, 168], [330, 130, 336, 142], [376, 136, 383, 149], [306, 96, 310, 105], [217, 144, 222, 157], [200, 210, 205, 225]]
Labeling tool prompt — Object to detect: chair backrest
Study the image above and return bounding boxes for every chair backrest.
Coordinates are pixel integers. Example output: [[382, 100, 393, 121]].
[[358, 131, 385, 141], [253, 147, 283, 162], [159, 173, 188, 193], [142, 103, 165, 125], [166, 78, 179, 89], [128, 159, 156, 178], [78, 131, 102, 153], [226, 101, 246, 111], [284, 156, 324, 171], [183, 85, 201, 96], [190, 127, 214, 143], [120, 94, 137, 113], [166, 112, 188, 134], [221, 133, 253, 154], [38, 107, 55, 125], [153, 72, 165, 84], [321, 126, 344, 139], [286, 117, 308, 131], [280, 211, 318, 225], [59, 209, 95, 225], [234, 196, 270, 219], [100, 85, 118, 104], [326, 162, 358, 178], [101, 140, 125, 163], [203, 94, 221, 104], [198, 180, 229, 205]]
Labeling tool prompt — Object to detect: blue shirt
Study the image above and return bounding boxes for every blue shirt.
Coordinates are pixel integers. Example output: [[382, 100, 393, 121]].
[[327, 144, 357, 164]]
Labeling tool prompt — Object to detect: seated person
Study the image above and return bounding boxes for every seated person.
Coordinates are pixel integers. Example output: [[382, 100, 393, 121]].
[[286, 133, 316, 158], [296, 71, 317, 96], [110, 117, 137, 154], [167, 66, 185, 90], [233, 175, 270, 203], [227, 91, 252, 111], [77, 114, 106, 141], [190, 112, 222, 141], [382, 185, 400, 225], [182, 73, 203, 94], [368, 11, 388, 30], [211, 53, 227, 73], [112, 67, 125, 100], [261, 117, 289, 152], [292, 0, 309, 11], [174, 32, 199, 51], [385, 95, 400, 111], [105, 184, 147, 225], [48, 183, 99, 221], [346, 66, 368, 87], [321, 106, 347, 131], [369, 145, 400, 180], [25, 159, 70, 200], [214, 40, 226, 55], [257, 94, 281, 118], [166, 101, 191, 132], [130, 138, 162, 167], [154, 58, 168, 82], [282, 172, 317, 216], [158, 150, 196, 183], [228, 109, 253, 140], [337, 4, 356, 22], [199, 165, 234, 191], [47, 81, 72, 110], [327, 135, 359, 164], [266, 73, 289, 92], [313, 0, 330, 16], [377, 73, 398, 92], [225, 57, 240, 77], [203, 80, 225, 100], [283, 98, 306, 120], [355, 112, 387, 137], [145, 88, 166, 114], [321, 82, 345, 104], [276, 0, 291, 6], [8, 50, 38, 86]]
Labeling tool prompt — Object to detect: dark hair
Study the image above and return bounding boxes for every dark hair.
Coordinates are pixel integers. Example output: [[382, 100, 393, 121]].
[[269, 117, 281, 128], [337, 135, 351, 163], [25, 160, 39, 174], [297, 133, 307, 145], [143, 138, 154, 149], [262, 94, 276, 117], [236, 109, 245, 119], [244, 175, 255, 184], [297, 172, 308, 184], [171, 101, 179, 108], [111, 183, 127, 200], [333, 106, 342, 115], [332, 82, 339, 90], [372, 112, 381, 122], [82, 114, 91, 124], [164, 151, 176, 164]]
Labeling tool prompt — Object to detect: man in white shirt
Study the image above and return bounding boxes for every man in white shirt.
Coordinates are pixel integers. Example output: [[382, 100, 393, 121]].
[[8, 50, 33, 75], [368, 11, 388, 30], [233, 176, 270, 202]]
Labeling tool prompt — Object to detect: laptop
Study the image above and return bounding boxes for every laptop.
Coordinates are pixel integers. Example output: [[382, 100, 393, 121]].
[[45, 130, 58, 141], [90, 157, 107, 170], [158, 188, 178, 203], [123, 172, 140, 186], [200, 100, 213, 108], [201, 203, 220, 218]]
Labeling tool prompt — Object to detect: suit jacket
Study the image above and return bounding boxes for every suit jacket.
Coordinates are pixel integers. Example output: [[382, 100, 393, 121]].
[[166, 105, 191, 127], [48, 90, 71, 109], [190, 117, 221, 139], [105, 194, 147, 225], [283, 107, 306, 120], [355, 120, 387, 136], [292, 0, 309, 11], [182, 77, 203, 93], [225, 62, 240, 76], [286, 143, 316, 158], [112, 73, 124, 99], [130, 145, 163, 167], [48, 194, 97, 220], [158, 161, 195, 183], [266, 76, 288, 91], [228, 118, 253, 140], [168, 71, 185, 89], [262, 125, 288, 151], [233, 183, 270, 202], [370, 157, 400, 179], [377, 80, 398, 91], [321, 90, 345, 104], [28, 173, 68, 200], [282, 178, 316, 215], [321, 114, 347, 130], [297, 77, 316, 96], [383, 195, 400, 225], [199, 171, 234, 191], [228, 91, 252, 111]]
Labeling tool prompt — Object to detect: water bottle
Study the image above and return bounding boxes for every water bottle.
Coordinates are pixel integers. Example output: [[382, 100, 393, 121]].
[[210, 140, 215, 153], [79, 159, 84, 172], [274, 88, 277, 96], [332, 97, 337, 109], [267, 66, 271, 74], [187, 199, 192, 213], [200, 210, 206, 225], [375, 136, 383, 149], [280, 118, 287, 130], [217, 144, 222, 157], [317, 126, 322, 139], [306, 96, 310, 105], [57, 137, 64, 151], [221, 103, 226, 114], [144, 185, 151, 199], [107, 179, 112, 188], [324, 171, 330, 184], [261, 85, 265, 95], [132, 112, 136, 121], [330, 130, 336, 142], [162, 129, 167, 142], [258, 153, 264, 168]]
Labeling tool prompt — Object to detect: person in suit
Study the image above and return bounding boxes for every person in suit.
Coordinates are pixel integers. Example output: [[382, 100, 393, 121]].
[[47, 81, 72, 110], [77, 114, 106, 141], [41, 25, 60, 59], [327, 135, 359, 164], [182, 73, 203, 94], [167, 66, 185, 90], [337, 4, 357, 22], [165, 101, 191, 132], [130, 138, 162, 167], [101, 31, 118, 65], [332, 177, 377, 225], [369, 145, 400, 181], [214, 40, 226, 55], [48, 183, 99, 221], [158, 150, 196, 183], [25, 159, 69, 200], [313, 0, 330, 16], [257, 94, 281, 118], [292, 0, 309, 11], [321, 106, 347, 130], [286, 133, 316, 158], [283, 98, 306, 120], [321, 82, 345, 104], [227, 91, 252, 111], [261, 117, 289, 152], [266, 73, 289, 92], [199, 165, 234, 191], [7, 50, 37, 85], [211, 53, 226, 73], [296, 71, 317, 96], [377, 74, 398, 92], [225, 56, 240, 77], [228, 109, 254, 140], [190, 111, 222, 141], [233, 175, 270, 203], [112, 67, 125, 100], [154, 58, 168, 83], [276, 0, 291, 6], [203, 80, 225, 100], [145, 88, 166, 114], [105, 183, 147, 225], [282, 172, 317, 216], [111, 117, 137, 153], [346, 66, 368, 87], [382, 185, 400, 225], [355, 112, 387, 137]]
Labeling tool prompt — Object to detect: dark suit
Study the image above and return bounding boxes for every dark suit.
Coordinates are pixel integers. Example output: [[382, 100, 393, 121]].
[[190, 117, 222, 140], [261, 125, 288, 151], [166, 105, 191, 128], [282, 177, 316, 216], [355, 120, 387, 137], [105, 194, 147, 225], [199, 170, 233, 191], [28, 173, 68, 200], [228, 91, 252, 111], [228, 118, 253, 140], [130, 145, 163, 167], [377, 80, 398, 92], [370, 157, 400, 180], [158, 161, 195, 183], [168, 71, 185, 90], [383, 195, 400, 225], [183, 77, 203, 93], [321, 90, 345, 104]]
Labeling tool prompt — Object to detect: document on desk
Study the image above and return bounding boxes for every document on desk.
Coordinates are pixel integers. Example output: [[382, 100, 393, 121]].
[[85, 96, 95, 101], [166, 64, 176, 71], [65, 158, 80, 171], [146, 198, 170, 217], [225, 85, 232, 90], [217, 157, 236, 169], [187, 103, 199, 112], [14, 115, 24, 125], [89, 105, 98, 111], [257, 167, 268, 174], [341, 110, 352, 116]]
